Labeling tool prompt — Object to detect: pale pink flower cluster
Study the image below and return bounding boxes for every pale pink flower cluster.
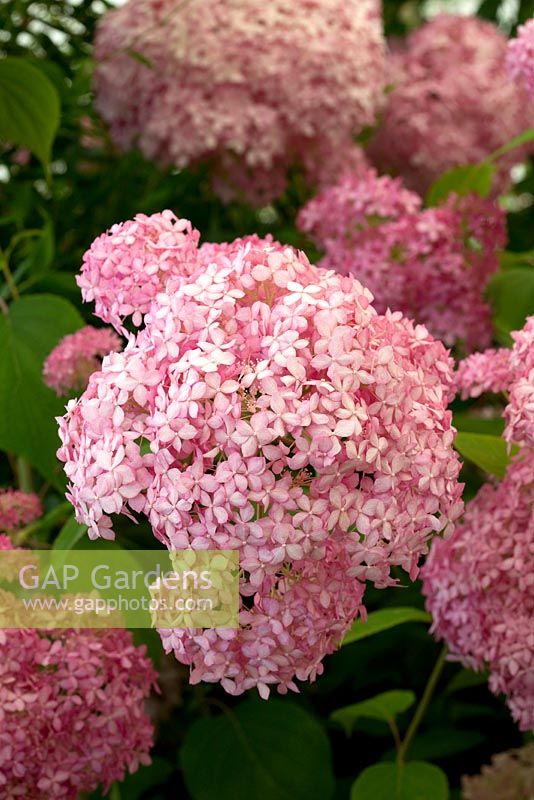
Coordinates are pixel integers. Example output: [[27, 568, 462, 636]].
[[368, 15, 533, 195], [455, 348, 513, 399], [0, 489, 42, 532], [462, 743, 534, 800], [507, 20, 534, 99], [424, 316, 534, 731], [43, 326, 122, 396], [422, 453, 534, 731], [78, 211, 200, 333], [0, 625, 155, 798], [297, 168, 505, 350], [456, 316, 534, 447], [93, 0, 385, 204], [58, 222, 463, 696], [211, 142, 370, 208]]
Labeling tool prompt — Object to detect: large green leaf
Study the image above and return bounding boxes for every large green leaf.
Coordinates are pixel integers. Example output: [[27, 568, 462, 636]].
[[351, 762, 449, 800], [181, 700, 335, 800], [486, 268, 534, 341], [453, 412, 504, 437], [426, 163, 495, 206], [342, 608, 431, 647], [0, 294, 83, 486], [454, 432, 513, 479], [0, 57, 60, 171], [331, 691, 415, 735]]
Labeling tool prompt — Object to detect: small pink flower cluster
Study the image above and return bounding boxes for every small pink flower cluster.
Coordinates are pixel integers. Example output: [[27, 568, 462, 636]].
[[424, 316, 534, 731], [93, 0, 385, 204], [58, 220, 463, 696], [507, 20, 534, 99], [422, 454, 534, 731], [368, 14, 533, 195], [506, 317, 534, 448], [455, 348, 513, 399], [78, 210, 200, 334], [0, 625, 155, 798], [43, 325, 122, 396], [0, 489, 42, 532], [297, 168, 505, 350], [456, 316, 534, 447]]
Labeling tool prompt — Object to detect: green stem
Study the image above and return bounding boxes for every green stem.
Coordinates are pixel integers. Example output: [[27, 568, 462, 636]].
[[0, 253, 18, 300], [14, 501, 72, 546], [109, 784, 121, 800], [16, 458, 33, 493], [398, 646, 447, 764]]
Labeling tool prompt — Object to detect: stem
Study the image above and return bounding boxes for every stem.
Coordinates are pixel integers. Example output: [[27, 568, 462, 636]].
[[16, 458, 33, 493], [109, 784, 121, 800], [387, 718, 402, 753], [0, 254, 19, 300], [14, 501, 72, 546], [398, 646, 447, 764]]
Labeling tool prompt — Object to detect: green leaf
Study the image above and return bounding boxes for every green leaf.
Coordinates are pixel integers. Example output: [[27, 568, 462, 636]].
[[342, 608, 431, 647], [499, 250, 534, 270], [135, 436, 152, 456], [351, 762, 449, 800], [486, 268, 534, 340], [446, 668, 490, 694], [181, 700, 335, 800], [454, 432, 514, 479], [453, 412, 504, 437], [20, 218, 55, 277], [24, 271, 79, 301], [0, 57, 60, 172], [0, 294, 83, 486], [426, 163, 495, 206], [116, 758, 173, 800], [488, 128, 534, 162], [407, 728, 484, 760], [331, 691, 415, 735], [53, 514, 87, 551]]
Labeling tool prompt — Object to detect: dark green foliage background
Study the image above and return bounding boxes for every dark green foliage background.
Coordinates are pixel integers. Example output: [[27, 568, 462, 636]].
[[0, 2, 533, 799]]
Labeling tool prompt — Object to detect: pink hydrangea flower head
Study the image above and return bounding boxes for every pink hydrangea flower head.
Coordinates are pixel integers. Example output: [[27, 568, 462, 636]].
[[43, 325, 123, 396], [58, 224, 463, 696], [422, 452, 534, 731], [0, 626, 156, 798], [93, 0, 386, 204], [0, 489, 42, 532], [368, 14, 534, 195], [507, 20, 534, 98], [78, 210, 200, 333], [505, 317, 534, 448], [456, 316, 534, 447], [298, 168, 506, 350]]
